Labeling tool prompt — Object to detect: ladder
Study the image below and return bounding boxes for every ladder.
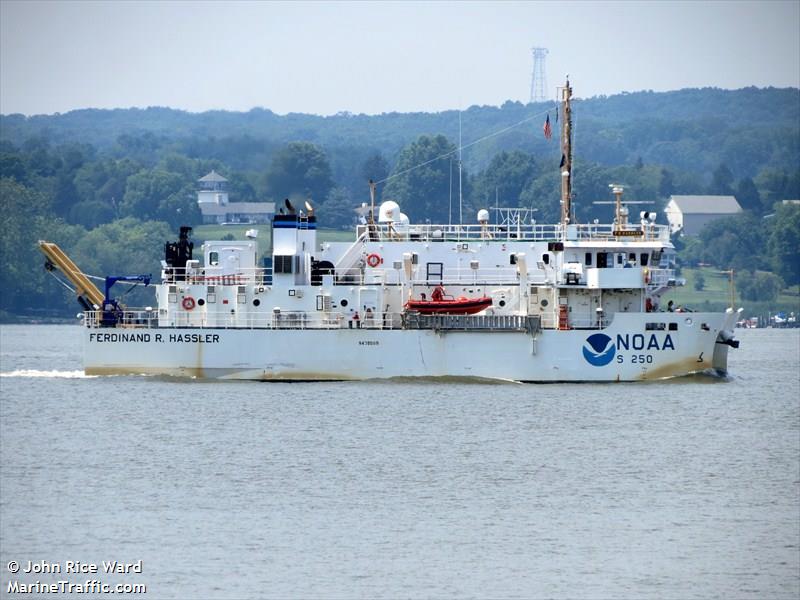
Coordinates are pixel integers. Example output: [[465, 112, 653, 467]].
[[558, 305, 570, 330]]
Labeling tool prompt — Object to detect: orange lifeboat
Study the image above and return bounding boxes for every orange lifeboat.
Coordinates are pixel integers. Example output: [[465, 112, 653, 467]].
[[405, 286, 493, 315]]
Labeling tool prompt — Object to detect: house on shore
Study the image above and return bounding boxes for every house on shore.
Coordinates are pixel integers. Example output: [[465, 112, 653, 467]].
[[197, 171, 275, 224], [663, 195, 742, 236]]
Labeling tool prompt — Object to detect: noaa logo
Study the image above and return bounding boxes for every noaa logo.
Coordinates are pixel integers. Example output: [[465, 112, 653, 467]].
[[583, 333, 616, 367]]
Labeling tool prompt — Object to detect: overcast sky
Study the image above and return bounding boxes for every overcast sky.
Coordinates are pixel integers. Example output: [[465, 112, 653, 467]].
[[1, 0, 798, 116]]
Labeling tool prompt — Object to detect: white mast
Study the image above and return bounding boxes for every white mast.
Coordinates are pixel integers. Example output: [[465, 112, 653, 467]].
[[449, 157, 453, 227], [458, 110, 463, 226]]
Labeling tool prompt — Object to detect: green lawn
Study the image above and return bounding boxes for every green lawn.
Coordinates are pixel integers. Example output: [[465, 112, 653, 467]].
[[661, 266, 799, 312]]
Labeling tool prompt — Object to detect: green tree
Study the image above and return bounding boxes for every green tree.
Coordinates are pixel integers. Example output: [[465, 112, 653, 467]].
[[156, 185, 202, 230], [68, 201, 116, 229], [226, 172, 258, 202], [519, 171, 560, 223], [698, 213, 767, 271], [735, 176, 761, 213], [754, 168, 793, 212], [709, 163, 734, 196], [119, 169, 185, 221], [382, 135, 466, 224], [322, 187, 357, 229], [0, 153, 28, 183], [264, 142, 333, 205], [0, 178, 84, 315], [71, 218, 173, 289], [361, 152, 389, 185], [658, 168, 675, 199], [694, 272, 705, 291], [768, 203, 800, 285], [737, 271, 785, 302], [472, 150, 537, 209]]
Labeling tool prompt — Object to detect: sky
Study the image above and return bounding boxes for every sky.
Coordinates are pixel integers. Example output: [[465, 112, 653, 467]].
[[1, 0, 798, 116]]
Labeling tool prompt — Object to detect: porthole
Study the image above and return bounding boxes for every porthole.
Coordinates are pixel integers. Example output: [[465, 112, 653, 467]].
[[498, 300, 506, 307], [685, 317, 693, 326], [197, 298, 205, 306], [253, 299, 261, 307], [340, 299, 349, 307], [540, 298, 549, 307]]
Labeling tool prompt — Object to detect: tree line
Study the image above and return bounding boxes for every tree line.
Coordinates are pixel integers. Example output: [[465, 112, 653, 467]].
[[1, 86, 798, 316]]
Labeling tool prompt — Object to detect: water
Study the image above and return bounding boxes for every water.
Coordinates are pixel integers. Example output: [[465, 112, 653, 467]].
[[1, 324, 798, 599]]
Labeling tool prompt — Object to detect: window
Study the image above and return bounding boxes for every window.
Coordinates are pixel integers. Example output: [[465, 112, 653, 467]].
[[585, 252, 593, 266], [640, 253, 649, 267], [426, 262, 443, 282], [542, 253, 550, 265], [617, 253, 623, 265], [209, 251, 219, 266], [646, 322, 666, 331], [629, 253, 636, 262], [274, 255, 293, 274], [668, 323, 678, 331]]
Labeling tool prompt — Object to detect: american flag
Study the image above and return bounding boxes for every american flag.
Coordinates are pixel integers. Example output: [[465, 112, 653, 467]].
[[543, 114, 552, 140]]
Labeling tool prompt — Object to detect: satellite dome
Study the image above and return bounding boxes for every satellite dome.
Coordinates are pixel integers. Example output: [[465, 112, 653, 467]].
[[399, 213, 410, 225], [378, 200, 401, 222], [477, 209, 490, 223]]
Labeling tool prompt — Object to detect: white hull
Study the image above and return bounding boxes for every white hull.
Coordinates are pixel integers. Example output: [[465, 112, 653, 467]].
[[85, 312, 737, 382]]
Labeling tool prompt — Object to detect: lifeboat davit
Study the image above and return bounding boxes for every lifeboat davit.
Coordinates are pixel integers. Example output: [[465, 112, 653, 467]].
[[405, 286, 493, 315]]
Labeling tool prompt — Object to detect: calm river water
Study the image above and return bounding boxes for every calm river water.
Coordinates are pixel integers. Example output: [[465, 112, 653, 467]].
[[0, 324, 798, 599]]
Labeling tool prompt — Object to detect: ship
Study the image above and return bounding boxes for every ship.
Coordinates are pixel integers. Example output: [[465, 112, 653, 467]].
[[40, 79, 741, 382]]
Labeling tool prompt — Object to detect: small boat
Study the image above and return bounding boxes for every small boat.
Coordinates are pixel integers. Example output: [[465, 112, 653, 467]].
[[405, 286, 493, 315]]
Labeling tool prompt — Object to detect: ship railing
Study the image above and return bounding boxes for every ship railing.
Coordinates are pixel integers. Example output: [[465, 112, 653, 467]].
[[646, 267, 675, 289], [357, 223, 562, 242], [333, 267, 547, 287], [83, 310, 397, 330], [83, 309, 159, 329], [83, 309, 617, 332], [402, 313, 541, 333], [355, 222, 671, 243], [84, 309, 543, 332], [409, 267, 550, 287], [571, 222, 671, 242], [161, 267, 273, 286]]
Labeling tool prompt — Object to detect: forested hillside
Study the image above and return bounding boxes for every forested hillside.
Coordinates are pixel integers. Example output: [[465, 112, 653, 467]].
[[1, 86, 799, 317]]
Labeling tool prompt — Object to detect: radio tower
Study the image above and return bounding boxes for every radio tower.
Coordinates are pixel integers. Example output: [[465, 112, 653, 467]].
[[529, 47, 549, 103]]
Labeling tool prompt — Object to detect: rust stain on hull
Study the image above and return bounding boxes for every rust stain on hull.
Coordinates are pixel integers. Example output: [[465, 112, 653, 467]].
[[637, 357, 715, 381], [85, 366, 363, 381]]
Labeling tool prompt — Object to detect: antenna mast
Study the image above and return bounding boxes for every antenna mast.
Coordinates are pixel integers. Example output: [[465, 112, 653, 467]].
[[368, 179, 376, 224], [529, 47, 549, 103], [458, 110, 463, 226], [560, 77, 573, 226]]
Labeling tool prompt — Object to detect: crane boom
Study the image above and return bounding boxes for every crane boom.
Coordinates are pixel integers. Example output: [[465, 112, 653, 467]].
[[38, 241, 105, 308]]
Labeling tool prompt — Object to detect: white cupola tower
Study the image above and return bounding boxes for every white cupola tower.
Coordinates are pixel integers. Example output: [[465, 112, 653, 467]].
[[197, 170, 229, 206]]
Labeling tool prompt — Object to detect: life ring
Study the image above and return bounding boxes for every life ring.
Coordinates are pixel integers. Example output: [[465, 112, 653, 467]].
[[366, 253, 382, 268], [643, 267, 651, 284], [182, 296, 196, 310]]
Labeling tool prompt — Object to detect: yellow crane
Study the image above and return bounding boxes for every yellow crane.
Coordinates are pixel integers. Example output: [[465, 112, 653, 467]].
[[38, 241, 105, 309]]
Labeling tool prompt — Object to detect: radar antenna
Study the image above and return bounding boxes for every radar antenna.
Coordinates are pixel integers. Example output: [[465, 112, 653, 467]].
[[592, 184, 654, 227]]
